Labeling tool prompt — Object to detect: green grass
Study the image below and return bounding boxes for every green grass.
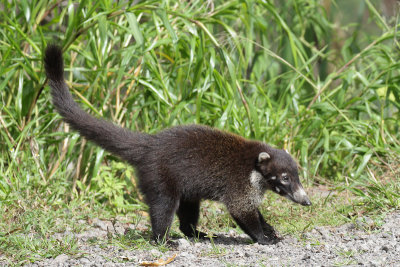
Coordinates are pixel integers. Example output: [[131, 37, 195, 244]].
[[0, 200, 85, 264], [1, 0, 400, 265]]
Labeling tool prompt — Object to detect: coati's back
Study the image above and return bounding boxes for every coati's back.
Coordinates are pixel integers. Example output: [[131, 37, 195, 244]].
[[147, 124, 269, 199]]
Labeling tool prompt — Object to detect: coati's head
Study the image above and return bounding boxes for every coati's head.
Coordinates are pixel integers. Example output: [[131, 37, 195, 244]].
[[255, 149, 311, 206]]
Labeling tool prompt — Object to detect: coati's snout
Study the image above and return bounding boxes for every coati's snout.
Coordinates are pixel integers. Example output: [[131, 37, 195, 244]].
[[257, 150, 312, 206], [283, 183, 312, 206]]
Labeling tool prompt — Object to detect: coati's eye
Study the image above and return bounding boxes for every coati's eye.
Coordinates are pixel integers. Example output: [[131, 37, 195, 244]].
[[281, 173, 289, 182]]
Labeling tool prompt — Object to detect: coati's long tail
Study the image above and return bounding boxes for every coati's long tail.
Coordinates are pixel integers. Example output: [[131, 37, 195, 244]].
[[44, 45, 150, 165]]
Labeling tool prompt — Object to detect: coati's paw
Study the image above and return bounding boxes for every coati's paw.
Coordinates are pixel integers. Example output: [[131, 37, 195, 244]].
[[262, 229, 281, 242], [164, 239, 181, 248], [269, 231, 281, 241]]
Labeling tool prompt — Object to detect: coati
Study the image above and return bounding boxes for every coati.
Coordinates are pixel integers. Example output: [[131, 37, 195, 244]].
[[44, 45, 311, 245]]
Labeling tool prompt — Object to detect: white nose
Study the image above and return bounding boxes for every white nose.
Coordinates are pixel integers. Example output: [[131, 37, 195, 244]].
[[293, 186, 312, 206]]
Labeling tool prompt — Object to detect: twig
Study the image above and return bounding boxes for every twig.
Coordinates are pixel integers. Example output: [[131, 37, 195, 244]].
[[236, 80, 254, 134], [0, 113, 15, 144]]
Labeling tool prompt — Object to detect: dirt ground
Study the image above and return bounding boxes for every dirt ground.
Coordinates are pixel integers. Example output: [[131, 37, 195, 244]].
[[21, 211, 400, 266]]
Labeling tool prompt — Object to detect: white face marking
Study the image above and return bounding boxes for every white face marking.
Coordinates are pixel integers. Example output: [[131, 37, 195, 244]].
[[275, 187, 280, 193], [250, 170, 263, 189], [271, 176, 276, 180], [281, 173, 289, 184], [285, 149, 289, 154]]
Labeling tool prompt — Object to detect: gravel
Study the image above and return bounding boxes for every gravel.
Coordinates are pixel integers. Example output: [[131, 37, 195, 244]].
[[21, 211, 400, 266]]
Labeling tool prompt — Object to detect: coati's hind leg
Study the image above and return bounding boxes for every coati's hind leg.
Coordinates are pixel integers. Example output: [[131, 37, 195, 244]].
[[148, 194, 179, 243], [227, 207, 276, 245], [176, 199, 208, 239]]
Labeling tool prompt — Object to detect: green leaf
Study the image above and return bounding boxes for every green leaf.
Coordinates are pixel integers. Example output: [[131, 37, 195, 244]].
[[126, 12, 144, 47]]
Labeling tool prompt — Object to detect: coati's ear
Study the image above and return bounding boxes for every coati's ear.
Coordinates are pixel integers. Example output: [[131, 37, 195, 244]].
[[258, 152, 270, 162]]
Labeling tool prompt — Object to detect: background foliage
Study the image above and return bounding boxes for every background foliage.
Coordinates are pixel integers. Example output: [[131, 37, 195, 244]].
[[1, 0, 400, 261]]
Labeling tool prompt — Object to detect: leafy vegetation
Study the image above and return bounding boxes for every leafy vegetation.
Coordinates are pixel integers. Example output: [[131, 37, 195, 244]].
[[0, 0, 399, 264]]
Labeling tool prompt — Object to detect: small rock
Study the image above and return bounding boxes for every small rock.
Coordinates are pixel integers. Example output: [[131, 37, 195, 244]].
[[119, 252, 137, 261], [127, 223, 137, 230], [364, 216, 374, 225], [179, 252, 196, 260], [283, 237, 297, 244], [114, 222, 125, 235], [92, 218, 106, 230], [343, 235, 351, 241], [343, 222, 356, 231], [236, 250, 244, 257], [359, 243, 369, 252], [356, 217, 374, 229], [323, 244, 331, 252], [369, 258, 385, 266], [302, 233, 312, 239], [316, 227, 330, 240], [252, 243, 262, 248], [104, 263, 117, 267], [228, 229, 236, 236], [302, 254, 311, 260], [381, 232, 391, 239], [381, 245, 389, 252], [79, 257, 91, 264], [358, 235, 368, 240], [53, 254, 69, 264], [148, 249, 162, 258], [177, 238, 191, 248]]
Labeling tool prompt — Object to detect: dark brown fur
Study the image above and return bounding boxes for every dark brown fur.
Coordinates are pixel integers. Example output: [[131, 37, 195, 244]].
[[44, 45, 311, 245]]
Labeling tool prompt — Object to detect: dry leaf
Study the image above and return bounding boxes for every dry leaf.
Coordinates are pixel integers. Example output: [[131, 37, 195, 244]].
[[140, 253, 177, 266]]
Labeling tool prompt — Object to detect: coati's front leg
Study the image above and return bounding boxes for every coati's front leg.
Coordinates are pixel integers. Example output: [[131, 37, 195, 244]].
[[229, 208, 277, 245], [177, 199, 208, 238], [257, 210, 280, 242]]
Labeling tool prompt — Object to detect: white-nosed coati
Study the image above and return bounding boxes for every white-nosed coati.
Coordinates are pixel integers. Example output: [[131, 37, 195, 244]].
[[44, 45, 311, 245]]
